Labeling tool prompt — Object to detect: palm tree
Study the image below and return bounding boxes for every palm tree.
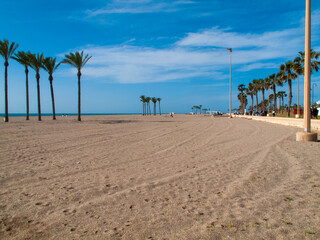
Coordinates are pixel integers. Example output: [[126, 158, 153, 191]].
[[238, 92, 247, 114], [264, 76, 272, 115], [258, 78, 266, 111], [277, 91, 287, 113], [61, 51, 92, 121], [280, 61, 297, 117], [252, 79, 260, 111], [238, 84, 246, 113], [43, 57, 60, 120], [28, 53, 45, 121], [151, 97, 157, 115], [12, 51, 31, 120], [140, 95, 146, 115], [195, 105, 200, 114], [157, 98, 162, 115], [269, 73, 282, 112], [199, 105, 202, 115], [0, 39, 19, 122], [269, 94, 274, 111], [247, 83, 255, 112], [145, 97, 151, 115], [294, 50, 320, 115], [294, 50, 320, 74], [238, 84, 246, 114]]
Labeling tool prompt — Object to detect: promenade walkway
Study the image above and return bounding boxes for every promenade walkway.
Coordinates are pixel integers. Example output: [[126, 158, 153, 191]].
[[234, 115, 320, 131]]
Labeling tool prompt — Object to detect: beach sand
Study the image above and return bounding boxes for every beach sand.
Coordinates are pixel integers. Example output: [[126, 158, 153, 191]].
[[0, 114, 319, 239]]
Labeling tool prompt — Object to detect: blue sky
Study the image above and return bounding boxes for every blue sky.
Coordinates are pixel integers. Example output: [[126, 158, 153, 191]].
[[1, 0, 320, 114]]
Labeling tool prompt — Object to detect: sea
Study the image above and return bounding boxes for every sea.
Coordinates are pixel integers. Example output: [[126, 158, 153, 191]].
[[0, 113, 140, 117]]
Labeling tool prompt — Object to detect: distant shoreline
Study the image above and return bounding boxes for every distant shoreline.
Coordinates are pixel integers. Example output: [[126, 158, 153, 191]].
[[0, 113, 141, 117]]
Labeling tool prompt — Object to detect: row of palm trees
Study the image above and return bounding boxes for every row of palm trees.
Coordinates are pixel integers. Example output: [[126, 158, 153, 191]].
[[191, 105, 207, 114], [0, 39, 92, 122], [140, 95, 162, 115], [238, 49, 319, 117]]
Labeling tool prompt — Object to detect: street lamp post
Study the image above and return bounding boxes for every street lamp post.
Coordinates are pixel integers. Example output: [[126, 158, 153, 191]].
[[227, 48, 232, 118], [296, 0, 317, 142]]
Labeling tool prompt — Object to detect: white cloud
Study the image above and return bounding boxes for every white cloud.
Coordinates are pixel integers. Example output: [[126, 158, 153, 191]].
[[62, 10, 320, 84], [237, 63, 280, 72], [77, 45, 227, 83], [86, 0, 195, 16], [177, 27, 304, 51]]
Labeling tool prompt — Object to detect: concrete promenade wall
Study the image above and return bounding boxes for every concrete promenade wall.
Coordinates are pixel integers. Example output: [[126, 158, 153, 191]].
[[234, 115, 320, 131]]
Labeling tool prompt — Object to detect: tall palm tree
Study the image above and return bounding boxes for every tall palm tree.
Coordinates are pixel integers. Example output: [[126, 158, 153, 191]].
[[247, 83, 255, 112], [280, 61, 297, 117], [269, 94, 274, 111], [292, 58, 303, 116], [145, 97, 151, 115], [269, 73, 282, 112], [0, 39, 19, 122], [258, 78, 266, 111], [277, 91, 286, 113], [157, 98, 162, 115], [12, 51, 31, 120], [252, 79, 260, 111], [28, 53, 44, 121], [294, 50, 320, 74], [238, 84, 246, 114], [151, 97, 157, 115], [237, 92, 247, 114], [294, 50, 320, 115], [140, 95, 146, 115], [264, 76, 272, 114], [43, 57, 60, 120], [61, 51, 92, 121]]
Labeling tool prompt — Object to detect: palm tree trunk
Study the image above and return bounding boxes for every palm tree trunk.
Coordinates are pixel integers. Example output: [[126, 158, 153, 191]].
[[154, 103, 156, 115], [4, 62, 9, 122], [77, 71, 81, 121], [36, 72, 41, 121], [25, 67, 29, 120], [149, 103, 151, 115], [251, 95, 254, 112], [159, 102, 161, 115], [273, 85, 276, 112], [267, 91, 270, 115], [49, 78, 56, 120], [255, 94, 258, 112], [288, 80, 292, 117], [262, 89, 265, 111]]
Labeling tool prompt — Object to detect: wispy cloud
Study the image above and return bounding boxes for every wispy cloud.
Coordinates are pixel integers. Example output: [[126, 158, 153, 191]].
[[62, 10, 320, 84], [177, 27, 304, 50], [237, 63, 280, 72], [86, 0, 194, 16], [74, 45, 227, 83]]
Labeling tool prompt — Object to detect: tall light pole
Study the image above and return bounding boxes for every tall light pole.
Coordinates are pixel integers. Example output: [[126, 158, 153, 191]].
[[296, 0, 317, 141], [227, 48, 232, 118]]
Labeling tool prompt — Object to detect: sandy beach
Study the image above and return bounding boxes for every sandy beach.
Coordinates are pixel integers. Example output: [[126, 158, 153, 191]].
[[0, 114, 319, 239]]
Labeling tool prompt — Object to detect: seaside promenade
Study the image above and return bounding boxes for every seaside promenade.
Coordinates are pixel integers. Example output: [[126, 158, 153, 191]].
[[234, 114, 320, 131]]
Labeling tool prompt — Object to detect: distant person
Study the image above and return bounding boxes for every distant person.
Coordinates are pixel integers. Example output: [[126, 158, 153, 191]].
[[272, 110, 275, 117]]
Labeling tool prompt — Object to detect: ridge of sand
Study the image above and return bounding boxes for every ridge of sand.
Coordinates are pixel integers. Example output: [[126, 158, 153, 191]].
[[0, 115, 319, 239]]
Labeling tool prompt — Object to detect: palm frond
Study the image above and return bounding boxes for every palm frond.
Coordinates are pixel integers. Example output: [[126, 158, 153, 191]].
[[61, 51, 92, 71], [0, 39, 19, 61]]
